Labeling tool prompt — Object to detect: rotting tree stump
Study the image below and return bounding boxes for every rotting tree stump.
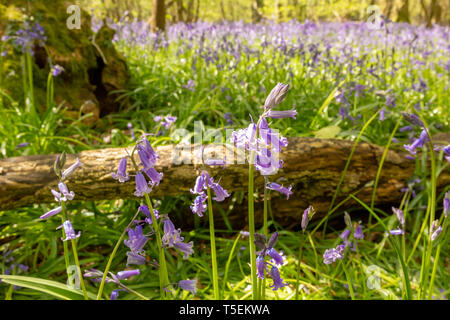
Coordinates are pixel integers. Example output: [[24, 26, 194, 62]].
[[1, 137, 449, 229]]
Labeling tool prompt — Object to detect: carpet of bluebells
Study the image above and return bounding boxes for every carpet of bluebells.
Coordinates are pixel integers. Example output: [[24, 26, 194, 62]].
[[0, 18, 449, 300]]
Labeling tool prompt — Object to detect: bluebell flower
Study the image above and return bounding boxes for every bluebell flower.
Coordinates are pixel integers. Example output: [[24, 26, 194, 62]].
[[178, 279, 197, 294], [267, 248, 284, 266], [354, 224, 364, 240], [392, 207, 405, 226], [269, 266, 288, 291], [110, 290, 119, 300], [61, 158, 82, 180], [124, 225, 148, 253], [301, 205, 315, 231], [174, 241, 194, 259], [134, 172, 152, 197], [58, 220, 81, 241], [190, 194, 207, 217], [266, 182, 292, 199], [144, 167, 163, 186], [116, 269, 140, 280], [323, 244, 345, 264], [266, 108, 297, 119], [112, 157, 130, 183], [386, 229, 404, 236], [126, 251, 146, 266], [404, 129, 428, 155], [256, 255, 266, 279], [40, 206, 62, 219], [161, 218, 183, 247], [51, 65, 64, 77], [264, 83, 290, 109]]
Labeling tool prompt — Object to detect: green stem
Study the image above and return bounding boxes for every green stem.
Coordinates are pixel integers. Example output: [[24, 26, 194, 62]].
[[144, 193, 169, 299], [206, 185, 220, 299], [96, 208, 141, 300], [60, 201, 88, 300], [294, 231, 305, 300], [118, 283, 150, 300], [262, 179, 269, 300], [248, 150, 258, 300]]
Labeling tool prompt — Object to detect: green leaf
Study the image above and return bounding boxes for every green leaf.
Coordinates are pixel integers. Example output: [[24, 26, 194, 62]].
[[0, 275, 95, 300], [313, 125, 341, 139]]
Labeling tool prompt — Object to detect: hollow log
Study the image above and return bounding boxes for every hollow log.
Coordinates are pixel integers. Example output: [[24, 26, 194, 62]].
[[0, 137, 449, 229]]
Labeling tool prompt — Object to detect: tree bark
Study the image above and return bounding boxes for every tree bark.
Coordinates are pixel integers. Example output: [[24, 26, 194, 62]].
[[151, 0, 166, 32], [397, 0, 410, 23], [251, 0, 264, 23], [1, 137, 449, 228]]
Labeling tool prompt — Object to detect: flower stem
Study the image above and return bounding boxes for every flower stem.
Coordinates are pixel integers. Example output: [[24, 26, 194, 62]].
[[144, 193, 169, 299], [295, 231, 305, 300], [60, 201, 88, 300], [248, 150, 258, 300], [206, 185, 220, 299]]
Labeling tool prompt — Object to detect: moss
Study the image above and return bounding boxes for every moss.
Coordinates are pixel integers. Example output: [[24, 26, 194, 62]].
[[1, 0, 129, 117]]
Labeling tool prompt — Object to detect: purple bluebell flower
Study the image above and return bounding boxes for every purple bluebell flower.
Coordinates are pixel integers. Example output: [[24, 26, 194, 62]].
[[354, 224, 364, 240], [61, 158, 82, 180], [51, 65, 64, 77], [340, 229, 351, 241], [266, 182, 292, 199], [267, 232, 278, 249], [379, 107, 386, 121], [399, 125, 413, 133], [267, 248, 284, 266], [116, 269, 140, 280], [256, 255, 266, 279], [178, 279, 197, 294], [15, 142, 30, 149], [144, 167, 163, 186], [183, 80, 195, 92], [137, 137, 159, 170], [174, 241, 194, 259], [431, 225, 442, 241], [264, 83, 290, 109], [401, 112, 424, 127], [126, 251, 146, 266], [210, 182, 230, 202], [161, 218, 183, 247], [323, 244, 345, 264], [301, 205, 315, 231], [40, 206, 62, 219], [58, 220, 81, 241], [269, 266, 288, 291], [56, 182, 75, 201], [91, 15, 104, 34], [392, 207, 405, 226], [110, 290, 119, 300], [139, 205, 159, 225], [386, 229, 404, 236], [191, 174, 206, 194], [444, 191, 449, 218], [190, 194, 207, 217], [124, 225, 148, 253], [404, 129, 428, 155], [266, 108, 297, 119], [134, 172, 152, 197]]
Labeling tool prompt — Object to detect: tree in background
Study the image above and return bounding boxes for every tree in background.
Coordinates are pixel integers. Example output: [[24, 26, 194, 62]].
[[150, 0, 165, 31]]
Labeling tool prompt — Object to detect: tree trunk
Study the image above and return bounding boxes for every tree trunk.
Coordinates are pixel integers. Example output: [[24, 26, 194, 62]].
[[151, 0, 166, 32], [397, 0, 410, 23], [1, 137, 449, 229], [251, 0, 264, 23]]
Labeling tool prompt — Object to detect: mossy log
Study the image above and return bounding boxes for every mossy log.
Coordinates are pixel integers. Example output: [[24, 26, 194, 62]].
[[1, 137, 449, 228]]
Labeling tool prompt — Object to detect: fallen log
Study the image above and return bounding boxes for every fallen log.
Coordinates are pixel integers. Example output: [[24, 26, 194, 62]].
[[0, 137, 448, 229]]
